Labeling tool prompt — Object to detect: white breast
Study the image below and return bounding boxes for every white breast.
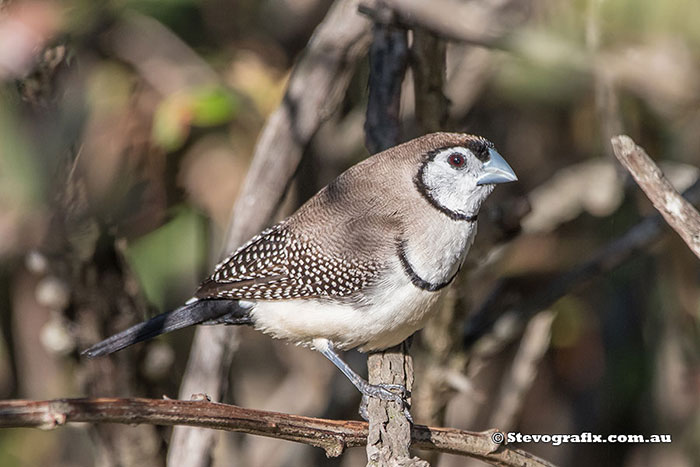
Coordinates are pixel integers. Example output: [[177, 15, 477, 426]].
[[249, 265, 442, 352], [403, 214, 478, 284]]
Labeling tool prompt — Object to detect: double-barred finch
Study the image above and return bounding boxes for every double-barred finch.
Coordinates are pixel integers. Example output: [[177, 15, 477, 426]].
[[83, 132, 517, 419]]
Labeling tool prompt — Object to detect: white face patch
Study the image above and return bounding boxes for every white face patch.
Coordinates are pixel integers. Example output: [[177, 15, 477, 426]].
[[417, 147, 494, 219]]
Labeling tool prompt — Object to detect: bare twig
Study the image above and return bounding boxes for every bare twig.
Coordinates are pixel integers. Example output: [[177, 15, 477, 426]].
[[611, 135, 700, 259], [488, 311, 555, 430], [0, 397, 557, 467], [171, 1, 375, 465]]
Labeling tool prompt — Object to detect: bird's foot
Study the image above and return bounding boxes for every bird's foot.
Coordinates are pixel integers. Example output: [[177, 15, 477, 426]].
[[358, 383, 413, 423]]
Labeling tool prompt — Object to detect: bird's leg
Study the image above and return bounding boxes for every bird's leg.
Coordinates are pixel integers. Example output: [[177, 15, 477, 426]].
[[316, 340, 412, 422]]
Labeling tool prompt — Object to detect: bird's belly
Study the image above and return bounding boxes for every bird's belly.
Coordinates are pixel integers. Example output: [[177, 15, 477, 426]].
[[249, 279, 443, 352]]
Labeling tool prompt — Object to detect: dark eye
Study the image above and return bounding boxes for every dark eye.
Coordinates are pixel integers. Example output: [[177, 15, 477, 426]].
[[448, 153, 465, 167]]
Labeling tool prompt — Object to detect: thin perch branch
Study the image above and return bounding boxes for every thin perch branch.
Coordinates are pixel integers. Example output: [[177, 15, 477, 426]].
[[0, 397, 557, 467], [611, 135, 700, 259]]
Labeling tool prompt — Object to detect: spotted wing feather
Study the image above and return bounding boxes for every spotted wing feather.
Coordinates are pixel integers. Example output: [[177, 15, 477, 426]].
[[195, 224, 381, 301]]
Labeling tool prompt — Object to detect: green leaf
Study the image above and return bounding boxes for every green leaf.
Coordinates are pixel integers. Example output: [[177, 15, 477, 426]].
[[189, 86, 240, 126], [151, 86, 239, 151], [125, 206, 207, 309]]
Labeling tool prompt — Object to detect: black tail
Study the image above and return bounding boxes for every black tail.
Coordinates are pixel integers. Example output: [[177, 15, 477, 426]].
[[82, 300, 251, 358]]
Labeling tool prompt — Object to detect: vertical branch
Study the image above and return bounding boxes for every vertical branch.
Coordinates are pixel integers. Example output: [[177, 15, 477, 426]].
[[408, 26, 450, 466], [366, 345, 428, 466], [364, 8, 408, 153], [169, 1, 374, 466], [411, 29, 449, 132], [363, 5, 425, 466]]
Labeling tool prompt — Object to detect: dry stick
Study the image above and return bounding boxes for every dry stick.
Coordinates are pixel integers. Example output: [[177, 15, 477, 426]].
[[611, 136, 700, 259], [107, 14, 220, 95], [488, 311, 555, 430], [0, 398, 557, 467], [169, 1, 374, 466]]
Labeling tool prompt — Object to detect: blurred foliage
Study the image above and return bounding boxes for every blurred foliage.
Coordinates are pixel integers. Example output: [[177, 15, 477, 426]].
[[152, 86, 240, 150], [125, 206, 207, 309], [602, 0, 700, 45], [0, 105, 44, 208]]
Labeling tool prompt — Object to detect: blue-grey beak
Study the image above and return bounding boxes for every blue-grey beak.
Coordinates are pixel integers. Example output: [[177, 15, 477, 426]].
[[476, 149, 518, 186]]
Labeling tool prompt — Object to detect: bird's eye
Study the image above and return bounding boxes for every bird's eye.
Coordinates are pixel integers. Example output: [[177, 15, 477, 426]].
[[448, 153, 465, 168]]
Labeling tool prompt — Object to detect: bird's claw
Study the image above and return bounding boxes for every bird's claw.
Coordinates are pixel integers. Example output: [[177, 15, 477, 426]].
[[378, 383, 411, 399], [358, 383, 413, 423]]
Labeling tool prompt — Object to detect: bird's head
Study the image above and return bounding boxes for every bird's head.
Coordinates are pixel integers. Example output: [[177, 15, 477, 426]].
[[413, 133, 517, 220]]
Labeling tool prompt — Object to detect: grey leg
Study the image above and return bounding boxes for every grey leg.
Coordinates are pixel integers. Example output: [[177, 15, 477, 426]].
[[318, 343, 412, 422]]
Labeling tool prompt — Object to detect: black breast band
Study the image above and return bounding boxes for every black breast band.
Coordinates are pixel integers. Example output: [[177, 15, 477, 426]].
[[397, 240, 459, 292]]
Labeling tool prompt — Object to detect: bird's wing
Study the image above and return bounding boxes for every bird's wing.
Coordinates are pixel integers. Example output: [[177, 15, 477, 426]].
[[194, 223, 383, 301]]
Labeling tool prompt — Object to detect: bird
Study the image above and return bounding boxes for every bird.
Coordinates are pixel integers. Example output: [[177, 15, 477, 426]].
[[83, 132, 517, 418]]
